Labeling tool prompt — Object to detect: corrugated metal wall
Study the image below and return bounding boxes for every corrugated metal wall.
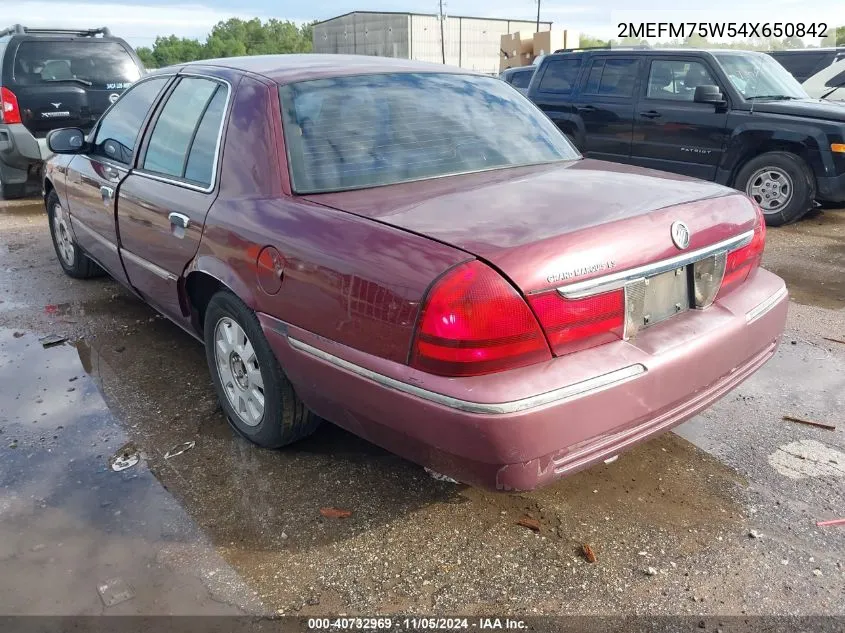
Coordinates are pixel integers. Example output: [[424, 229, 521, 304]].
[[313, 13, 410, 58], [313, 12, 551, 75]]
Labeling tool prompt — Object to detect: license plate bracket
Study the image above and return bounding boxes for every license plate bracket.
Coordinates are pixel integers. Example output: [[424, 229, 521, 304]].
[[624, 267, 689, 338]]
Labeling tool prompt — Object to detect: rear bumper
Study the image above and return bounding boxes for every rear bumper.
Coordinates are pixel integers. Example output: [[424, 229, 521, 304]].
[[0, 123, 52, 169], [0, 124, 51, 185], [261, 269, 788, 491]]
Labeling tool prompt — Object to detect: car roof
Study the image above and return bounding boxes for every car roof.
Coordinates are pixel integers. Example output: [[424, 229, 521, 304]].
[[547, 48, 769, 58], [176, 54, 480, 85]]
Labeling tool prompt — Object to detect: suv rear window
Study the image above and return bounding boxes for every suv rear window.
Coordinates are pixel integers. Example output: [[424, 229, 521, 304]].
[[538, 58, 582, 93], [510, 70, 533, 89], [12, 40, 141, 89]]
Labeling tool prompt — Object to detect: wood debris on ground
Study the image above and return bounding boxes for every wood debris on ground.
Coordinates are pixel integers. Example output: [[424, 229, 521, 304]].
[[320, 507, 353, 519], [782, 415, 836, 431]]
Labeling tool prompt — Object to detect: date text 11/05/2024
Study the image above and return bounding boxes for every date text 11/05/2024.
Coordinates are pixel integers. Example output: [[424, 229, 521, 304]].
[[618, 22, 828, 39], [307, 618, 527, 630]]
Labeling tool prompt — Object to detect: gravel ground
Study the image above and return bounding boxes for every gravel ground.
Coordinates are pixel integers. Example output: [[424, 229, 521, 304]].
[[0, 198, 843, 617]]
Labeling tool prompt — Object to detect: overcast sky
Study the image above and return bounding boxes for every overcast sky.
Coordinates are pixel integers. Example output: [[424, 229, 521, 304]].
[[5, 0, 844, 47]]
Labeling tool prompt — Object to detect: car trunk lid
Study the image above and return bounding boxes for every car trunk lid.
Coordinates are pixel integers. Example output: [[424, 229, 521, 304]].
[[303, 159, 759, 295]]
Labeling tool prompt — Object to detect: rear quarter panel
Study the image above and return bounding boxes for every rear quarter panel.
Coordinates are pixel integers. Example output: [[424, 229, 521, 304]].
[[199, 197, 469, 363], [194, 72, 468, 363]]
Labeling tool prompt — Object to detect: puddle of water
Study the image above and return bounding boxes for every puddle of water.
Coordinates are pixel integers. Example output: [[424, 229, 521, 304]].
[[0, 201, 43, 216], [0, 328, 256, 614]]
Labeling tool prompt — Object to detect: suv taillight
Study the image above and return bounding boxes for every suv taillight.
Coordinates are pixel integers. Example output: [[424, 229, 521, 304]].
[[527, 289, 624, 356], [410, 260, 552, 377], [717, 202, 766, 299], [0, 87, 22, 124]]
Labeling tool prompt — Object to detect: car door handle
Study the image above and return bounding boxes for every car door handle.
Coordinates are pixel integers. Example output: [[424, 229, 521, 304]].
[[100, 186, 114, 204], [576, 105, 596, 112], [168, 213, 190, 229], [639, 110, 662, 119]]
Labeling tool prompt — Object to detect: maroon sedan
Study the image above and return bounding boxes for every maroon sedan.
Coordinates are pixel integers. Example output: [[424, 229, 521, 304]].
[[42, 55, 787, 491]]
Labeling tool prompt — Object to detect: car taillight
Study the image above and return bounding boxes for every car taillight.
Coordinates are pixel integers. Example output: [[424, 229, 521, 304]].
[[410, 260, 552, 377], [527, 289, 624, 356], [717, 203, 766, 299], [0, 87, 22, 125]]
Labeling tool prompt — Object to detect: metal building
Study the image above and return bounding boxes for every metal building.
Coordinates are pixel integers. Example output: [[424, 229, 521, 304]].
[[312, 11, 552, 75]]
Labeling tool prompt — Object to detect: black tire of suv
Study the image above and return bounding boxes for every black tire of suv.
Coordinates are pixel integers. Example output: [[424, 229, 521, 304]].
[[735, 152, 814, 227], [46, 190, 102, 278], [203, 290, 321, 448]]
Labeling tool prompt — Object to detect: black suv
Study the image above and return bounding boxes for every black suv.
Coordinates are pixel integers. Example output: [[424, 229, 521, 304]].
[[0, 24, 144, 198], [527, 47, 845, 225]]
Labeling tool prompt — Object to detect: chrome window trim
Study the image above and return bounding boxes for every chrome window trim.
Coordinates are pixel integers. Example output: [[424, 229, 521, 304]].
[[70, 217, 117, 253], [120, 248, 178, 282], [287, 337, 646, 415], [134, 73, 233, 194], [557, 230, 755, 299], [88, 73, 178, 165], [746, 286, 787, 323]]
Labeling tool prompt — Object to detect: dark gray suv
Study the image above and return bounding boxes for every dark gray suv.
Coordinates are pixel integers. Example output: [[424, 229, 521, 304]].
[[0, 24, 144, 198]]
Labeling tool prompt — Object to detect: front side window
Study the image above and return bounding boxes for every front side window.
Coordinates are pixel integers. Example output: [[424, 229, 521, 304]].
[[280, 72, 580, 194], [12, 40, 141, 89], [647, 60, 717, 101], [713, 52, 809, 100], [538, 58, 583, 93], [583, 58, 638, 97], [143, 77, 226, 186], [92, 77, 168, 164]]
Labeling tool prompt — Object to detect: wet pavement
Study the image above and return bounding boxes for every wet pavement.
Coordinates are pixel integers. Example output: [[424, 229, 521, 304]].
[[0, 198, 843, 616]]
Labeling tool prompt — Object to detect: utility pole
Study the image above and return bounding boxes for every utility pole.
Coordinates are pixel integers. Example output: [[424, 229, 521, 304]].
[[535, 0, 541, 33], [439, 0, 446, 64]]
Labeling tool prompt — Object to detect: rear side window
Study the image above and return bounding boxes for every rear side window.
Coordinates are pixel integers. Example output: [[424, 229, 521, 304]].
[[510, 70, 533, 89], [538, 58, 582, 93], [184, 88, 228, 185], [12, 40, 141, 89], [582, 58, 638, 97], [92, 77, 168, 164], [142, 77, 225, 186]]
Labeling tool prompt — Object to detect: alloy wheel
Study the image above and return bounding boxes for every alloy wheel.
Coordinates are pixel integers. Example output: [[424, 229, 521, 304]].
[[214, 317, 265, 427], [746, 167, 793, 213], [52, 202, 75, 267]]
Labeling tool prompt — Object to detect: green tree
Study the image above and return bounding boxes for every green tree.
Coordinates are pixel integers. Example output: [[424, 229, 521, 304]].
[[821, 25, 844, 46], [136, 46, 155, 68], [147, 35, 205, 67], [578, 34, 609, 49], [135, 17, 317, 67], [203, 18, 313, 58]]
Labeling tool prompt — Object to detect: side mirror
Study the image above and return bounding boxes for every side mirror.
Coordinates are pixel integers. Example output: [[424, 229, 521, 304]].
[[694, 85, 726, 105], [47, 128, 86, 154]]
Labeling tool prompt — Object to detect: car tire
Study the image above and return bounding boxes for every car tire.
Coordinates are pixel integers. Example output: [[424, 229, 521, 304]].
[[46, 190, 102, 278], [204, 290, 320, 448], [735, 152, 814, 227]]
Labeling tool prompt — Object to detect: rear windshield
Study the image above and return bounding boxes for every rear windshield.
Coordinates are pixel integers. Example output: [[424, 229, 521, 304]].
[[509, 70, 534, 89], [279, 72, 579, 194], [12, 40, 141, 89]]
